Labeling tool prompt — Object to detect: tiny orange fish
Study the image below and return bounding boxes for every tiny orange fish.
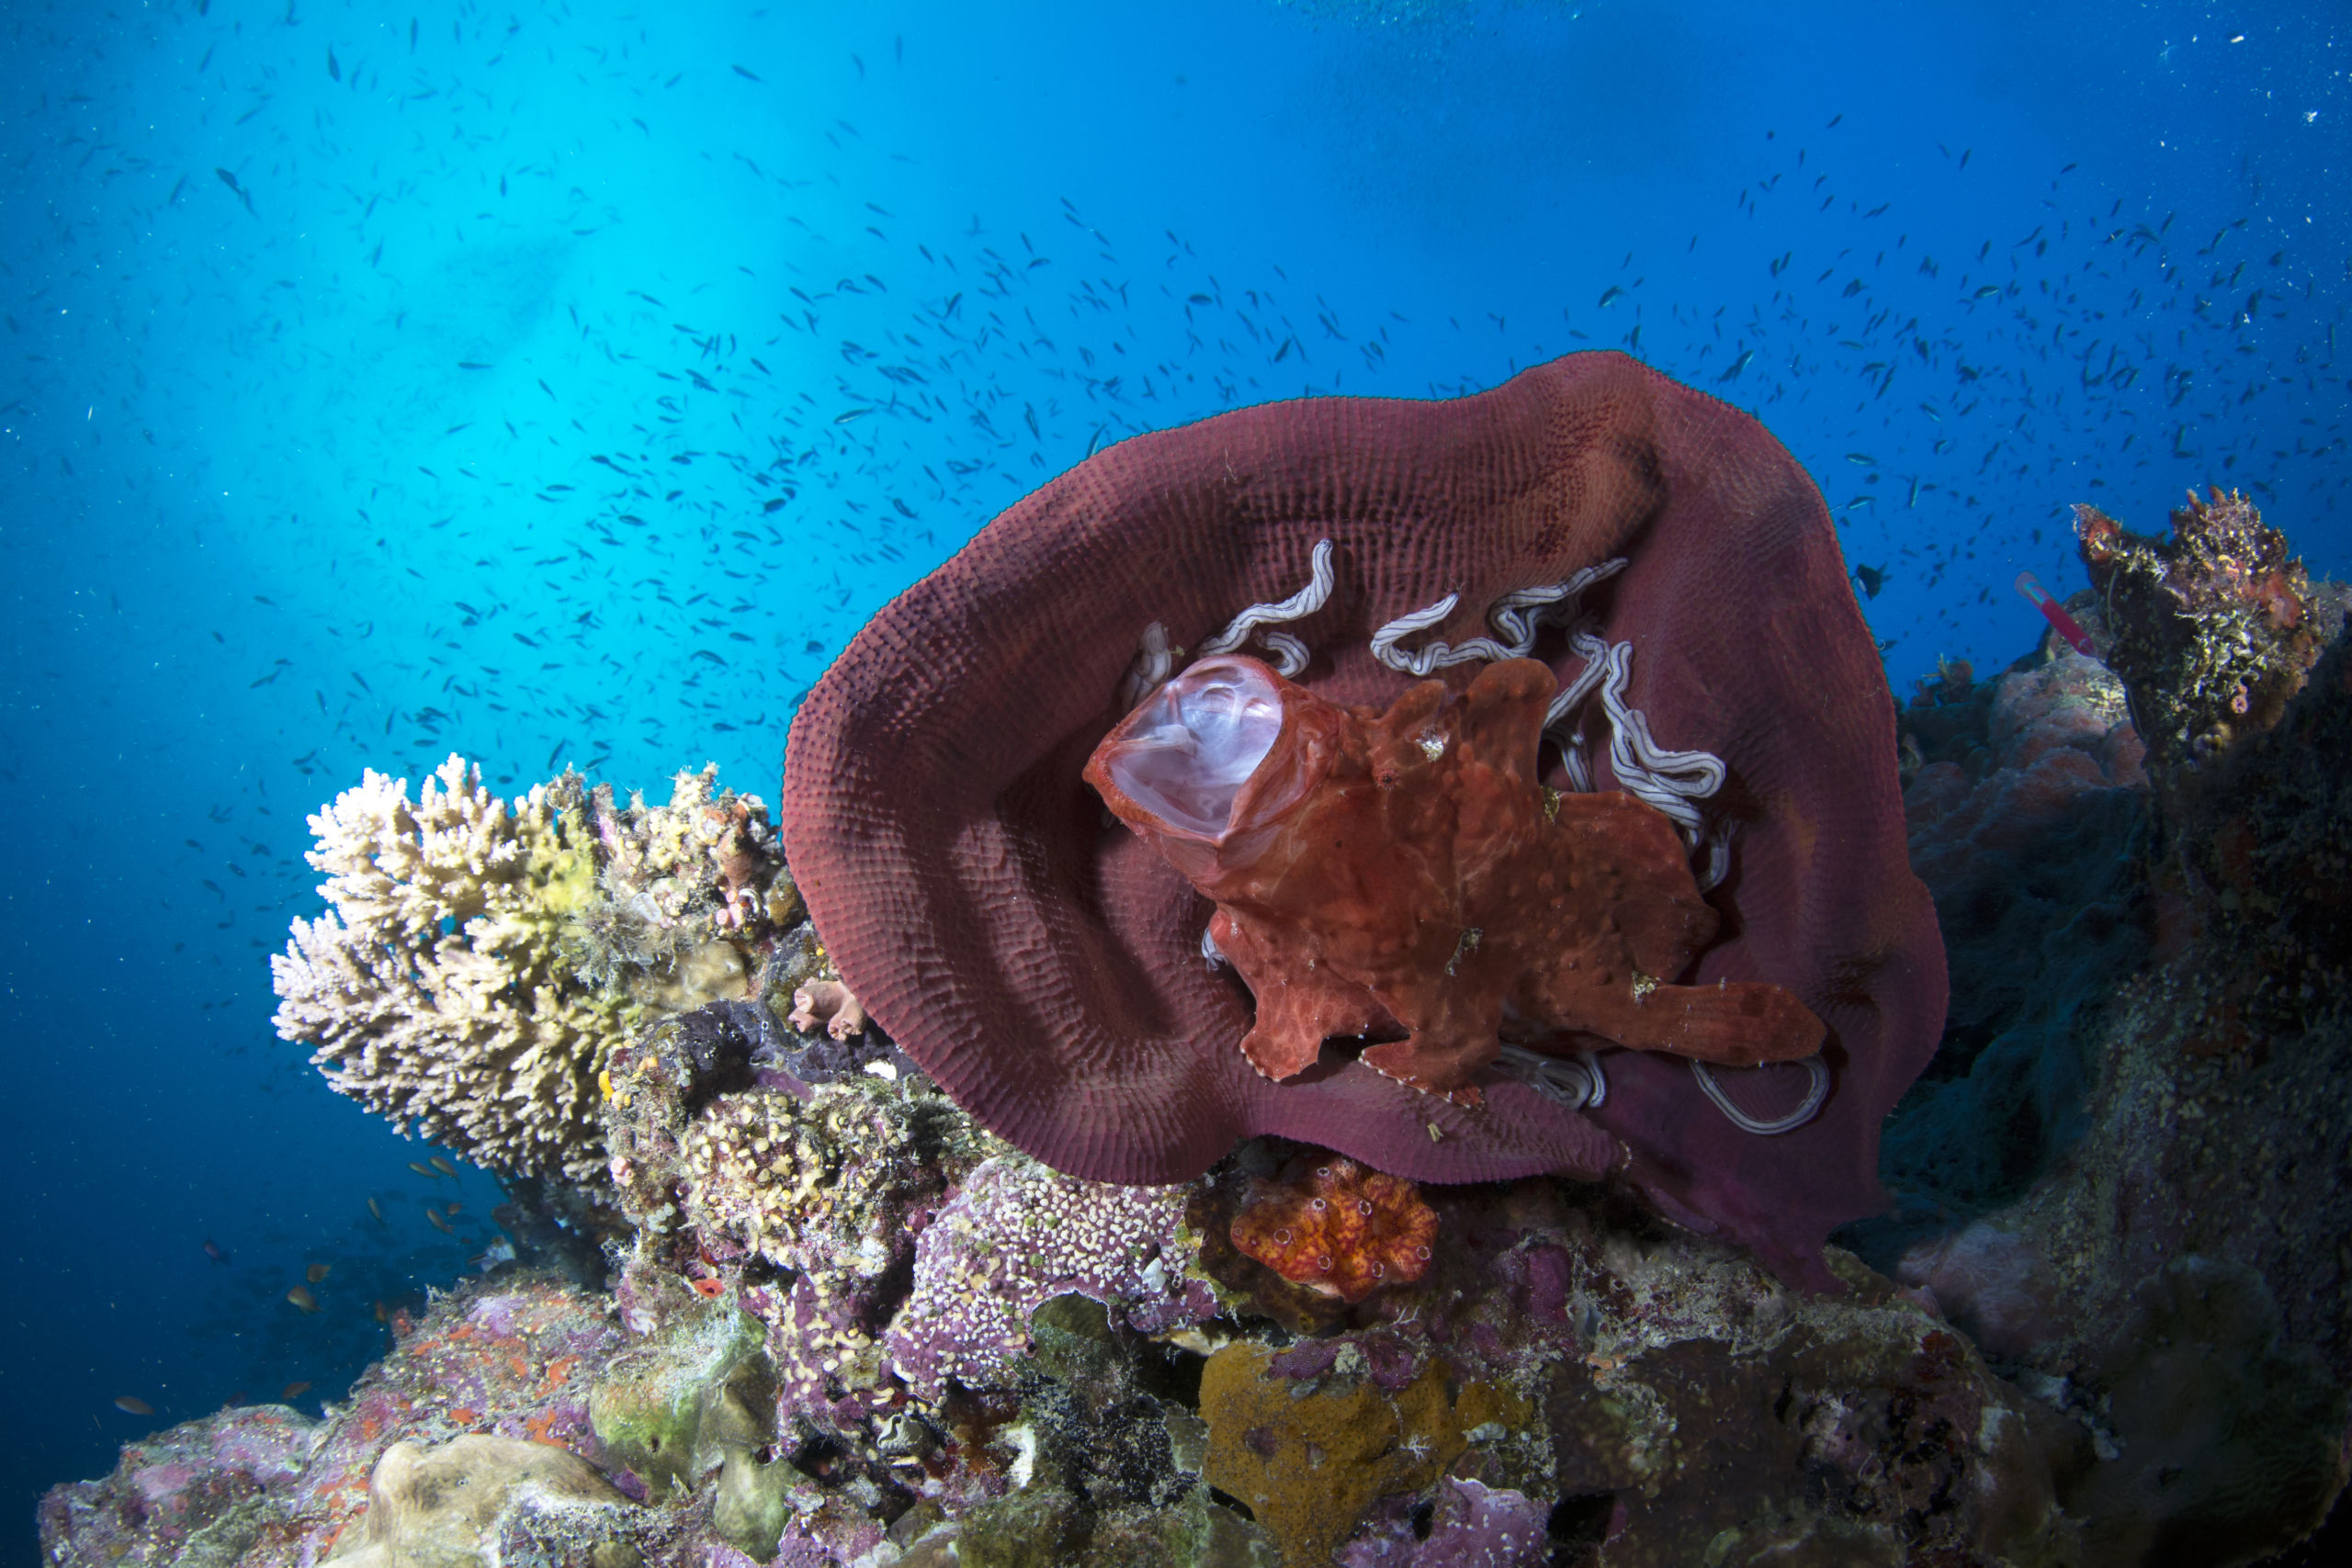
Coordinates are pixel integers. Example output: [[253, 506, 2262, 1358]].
[[286, 1285, 321, 1314], [425, 1209, 453, 1235], [428, 1156, 458, 1177], [113, 1395, 153, 1416], [373, 1299, 389, 1323], [281, 1381, 312, 1400], [306, 1262, 332, 1284], [689, 1276, 725, 1299]]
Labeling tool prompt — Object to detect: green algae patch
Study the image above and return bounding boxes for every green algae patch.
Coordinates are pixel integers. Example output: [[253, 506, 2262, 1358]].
[[586, 1301, 766, 1498]]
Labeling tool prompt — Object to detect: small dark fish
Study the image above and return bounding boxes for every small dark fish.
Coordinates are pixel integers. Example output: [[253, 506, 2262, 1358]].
[[203, 1237, 230, 1265], [114, 1396, 154, 1416], [327, 48, 340, 82], [457, 360, 491, 370], [408, 1161, 442, 1179], [834, 408, 871, 423], [426, 1209, 454, 1235], [428, 1156, 458, 1176], [286, 1285, 321, 1314], [306, 1262, 333, 1284], [1854, 564, 1886, 598], [732, 63, 763, 82], [281, 1381, 312, 1400], [1597, 285, 1624, 308], [1973, 285, 2002, 300]]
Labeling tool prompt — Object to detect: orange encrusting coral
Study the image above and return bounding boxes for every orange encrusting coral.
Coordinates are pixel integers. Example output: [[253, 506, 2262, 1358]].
[[1085, 654, 1826, 1099], [1229, 1155, 1439, 1302]]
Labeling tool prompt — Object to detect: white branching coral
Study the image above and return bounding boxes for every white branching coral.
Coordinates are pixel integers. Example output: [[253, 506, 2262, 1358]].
[[272, 756, 620, 1181], [274, 756, 796, 1183]]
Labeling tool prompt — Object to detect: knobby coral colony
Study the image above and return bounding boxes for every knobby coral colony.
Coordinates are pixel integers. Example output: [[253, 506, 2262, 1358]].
[[271, 755, 794, 1183]]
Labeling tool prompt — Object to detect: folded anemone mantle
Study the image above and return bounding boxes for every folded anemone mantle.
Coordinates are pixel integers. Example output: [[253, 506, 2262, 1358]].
[[782, 351, 1946, 1289]]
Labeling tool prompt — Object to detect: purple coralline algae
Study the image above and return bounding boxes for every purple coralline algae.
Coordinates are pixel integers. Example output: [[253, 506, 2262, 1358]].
[[1336, 1478, 1553, 1567], [36, 1403, 317, 1566]]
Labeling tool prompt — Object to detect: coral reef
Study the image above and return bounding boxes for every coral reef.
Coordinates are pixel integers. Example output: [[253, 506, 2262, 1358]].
[[68, 466, 2350, 1567], [36, 1403, 317, 1567], [1860, 495, 2352, 1562], [1228, 1154, 1437, 1303], [271, 756, 618, 1181], [320, 1434, 638, 1568], [66, 980, 2349, 1566], [1867, 648, 2151, 1240], [2075, 488, 2346, 807], [782, 350, 1943, 1291], [1336, 1478, 1552, 1567], [1087, 654, 1824, 1095], [271, 756, 789, 1182], [885, 1153, 1217, 1401]]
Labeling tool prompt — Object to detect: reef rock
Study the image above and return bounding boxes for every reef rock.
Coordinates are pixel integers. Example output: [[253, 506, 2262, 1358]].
[[2075, 489, 2345, 808], [35, 1404, 318, 1567], [321, 1434, 637, 1568]]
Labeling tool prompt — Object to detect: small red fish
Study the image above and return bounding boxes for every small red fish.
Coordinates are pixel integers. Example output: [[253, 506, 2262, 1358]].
[[202, 1238, 230, 1266], [688, 1276, 725, 1299], [113, 1395, 154, 1416], [2016, 571, 2097, 657]]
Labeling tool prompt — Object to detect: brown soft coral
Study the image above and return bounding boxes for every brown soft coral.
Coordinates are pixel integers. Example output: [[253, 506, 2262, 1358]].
[[1228, 1154, 1438, 1303], [1085, 654, 1826, 1099]]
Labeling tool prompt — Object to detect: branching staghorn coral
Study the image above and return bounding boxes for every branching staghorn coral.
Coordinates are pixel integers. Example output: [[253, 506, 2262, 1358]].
[[272, 755, 792, 1183]]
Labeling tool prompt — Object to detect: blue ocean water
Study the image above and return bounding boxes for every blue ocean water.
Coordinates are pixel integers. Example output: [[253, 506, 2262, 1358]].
[[0, 0, 2343, 1552]]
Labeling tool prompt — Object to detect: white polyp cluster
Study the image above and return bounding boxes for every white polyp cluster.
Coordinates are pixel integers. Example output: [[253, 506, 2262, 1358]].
[[1106, 660, 1283, 837]]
